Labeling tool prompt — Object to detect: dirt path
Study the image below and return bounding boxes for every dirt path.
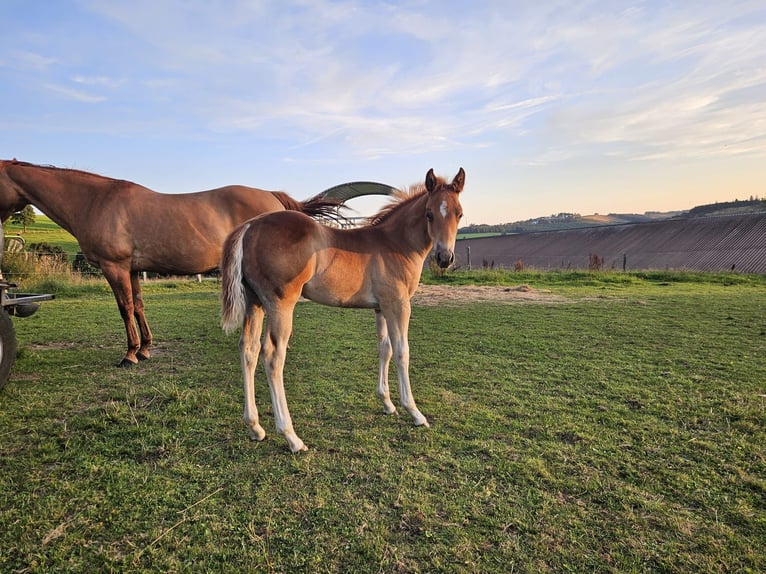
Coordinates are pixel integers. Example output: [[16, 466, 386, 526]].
[[412, 284, 565, 306]]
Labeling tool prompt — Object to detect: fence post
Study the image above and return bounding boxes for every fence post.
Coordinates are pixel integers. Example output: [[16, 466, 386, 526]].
[[466, 246, 471, 270]]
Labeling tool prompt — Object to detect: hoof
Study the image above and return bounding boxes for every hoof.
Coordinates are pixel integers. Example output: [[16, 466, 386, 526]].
[[414, 415, 430, 428], [248, 425, 266, 441], [408, 408, 429, 428], [381, 399, 397, 415], [117, 358, 138, 368], [137, 353, 151, 362], [286, 436, 307, 453]]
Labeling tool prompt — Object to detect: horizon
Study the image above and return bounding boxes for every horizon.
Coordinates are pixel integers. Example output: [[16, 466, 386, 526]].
[[2, 2, 765, 225], [20, 195, 763, 233]]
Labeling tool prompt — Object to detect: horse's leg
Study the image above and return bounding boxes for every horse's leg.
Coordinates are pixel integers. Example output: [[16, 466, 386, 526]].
[[262, 303, 307, 453], [240, 303, 266, 441], [131, 272, 153, 361], [375, 309, 397, 415], [100, 263, 142, 367], [381, 300, 429, 427]]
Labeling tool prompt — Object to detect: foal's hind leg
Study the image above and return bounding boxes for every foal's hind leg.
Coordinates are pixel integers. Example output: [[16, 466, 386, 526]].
[[375, 310, 397, 415], [240, 304, 266, 441], [262, 303, 307, 453]]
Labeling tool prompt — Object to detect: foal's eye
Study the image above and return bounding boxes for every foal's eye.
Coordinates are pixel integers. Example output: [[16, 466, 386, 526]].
[[426, 210, 434, 222]]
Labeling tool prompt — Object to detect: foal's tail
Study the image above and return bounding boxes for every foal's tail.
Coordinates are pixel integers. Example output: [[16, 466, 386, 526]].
[[220, 222, 250, 334]]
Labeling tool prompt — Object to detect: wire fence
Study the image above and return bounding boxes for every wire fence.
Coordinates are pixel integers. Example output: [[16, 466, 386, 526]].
[[1, 250, 221, 289]]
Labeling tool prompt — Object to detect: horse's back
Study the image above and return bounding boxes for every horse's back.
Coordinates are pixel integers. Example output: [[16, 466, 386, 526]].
[[163, 185, 285, 217], [244, 209, 321, 247]]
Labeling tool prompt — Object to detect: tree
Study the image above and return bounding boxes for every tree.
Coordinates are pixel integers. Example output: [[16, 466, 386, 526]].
[[10, 205, 36, 232]]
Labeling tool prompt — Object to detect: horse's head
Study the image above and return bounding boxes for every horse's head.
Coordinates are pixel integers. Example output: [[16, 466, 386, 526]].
[[0, 160, 29, 222], [424, 167, 464, 268]]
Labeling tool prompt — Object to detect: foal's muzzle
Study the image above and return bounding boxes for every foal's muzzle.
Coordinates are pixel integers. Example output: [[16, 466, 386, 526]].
[[435, 248, 455, 268]]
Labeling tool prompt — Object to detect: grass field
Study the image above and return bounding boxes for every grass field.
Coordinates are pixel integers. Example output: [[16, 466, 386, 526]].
[[456, 231, 502, 240], [4, 214, 81, 257], [0, 272, 764, 572]]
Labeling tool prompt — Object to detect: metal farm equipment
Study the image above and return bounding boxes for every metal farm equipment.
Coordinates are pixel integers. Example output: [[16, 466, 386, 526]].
[[0, 228, 54, 389]]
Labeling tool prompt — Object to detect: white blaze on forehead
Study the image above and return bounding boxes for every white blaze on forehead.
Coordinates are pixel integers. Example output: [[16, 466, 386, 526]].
[[440, 200, 448, 218]]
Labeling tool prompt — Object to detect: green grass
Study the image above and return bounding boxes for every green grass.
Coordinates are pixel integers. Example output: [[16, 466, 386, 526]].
[[456, 232, 502, 240], [4, 214, 81, 256], [1, 274, 765, 572], [422, 266, 766, 288]]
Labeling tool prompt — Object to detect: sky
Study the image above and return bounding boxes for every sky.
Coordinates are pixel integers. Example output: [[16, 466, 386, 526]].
[[1, 1, 765, 225]]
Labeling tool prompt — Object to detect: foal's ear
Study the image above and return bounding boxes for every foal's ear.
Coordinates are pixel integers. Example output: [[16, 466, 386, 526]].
[[425, 168, 437, 193], [452, 168, 465, 193]]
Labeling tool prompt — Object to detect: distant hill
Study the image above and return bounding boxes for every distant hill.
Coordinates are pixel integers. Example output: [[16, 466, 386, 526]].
[[681, 198, 766, 219], [459, 211, 683, 235], [459, 198, 765, 236]]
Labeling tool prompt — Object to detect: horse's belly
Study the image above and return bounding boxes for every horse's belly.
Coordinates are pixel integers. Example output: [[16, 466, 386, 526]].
[[301, 280, 377, 308], [133, 248, 219, 275]]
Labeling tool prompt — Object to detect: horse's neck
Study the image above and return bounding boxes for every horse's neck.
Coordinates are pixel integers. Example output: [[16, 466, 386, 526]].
[[382, 195, 432, 260], [12, 167, 105, 234]]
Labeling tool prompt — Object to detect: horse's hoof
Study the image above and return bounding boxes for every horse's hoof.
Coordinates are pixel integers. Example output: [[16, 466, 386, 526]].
[[381, 400, 397, 415], [248, 425, 266, 441], [117, 358, 138, 368], [287, 437, 307, 453], [137, 353, 151, 362]]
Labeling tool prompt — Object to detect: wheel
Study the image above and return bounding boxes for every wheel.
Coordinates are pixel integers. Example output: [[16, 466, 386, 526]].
[[0, 309, 18, 391]]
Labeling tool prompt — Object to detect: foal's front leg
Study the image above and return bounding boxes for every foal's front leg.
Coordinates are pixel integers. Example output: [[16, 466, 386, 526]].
[[374, 309, 397, 415], [382, 301, 429, 428]]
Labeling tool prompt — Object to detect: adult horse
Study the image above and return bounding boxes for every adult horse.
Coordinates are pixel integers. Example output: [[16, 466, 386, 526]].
[[220, 167, 465, 453], [0, 160, 349, 367]]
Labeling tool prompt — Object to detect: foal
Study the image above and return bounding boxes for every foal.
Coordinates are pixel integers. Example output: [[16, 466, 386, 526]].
[[221, 168, 465, 452]]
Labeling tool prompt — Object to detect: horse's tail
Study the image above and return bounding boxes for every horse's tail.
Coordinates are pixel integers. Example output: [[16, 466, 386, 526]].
[[272, 191, 343, 220], [220, 222, 250, 334]]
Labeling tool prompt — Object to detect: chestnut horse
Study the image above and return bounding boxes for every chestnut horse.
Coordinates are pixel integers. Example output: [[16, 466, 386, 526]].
[[220, 168, 465, 452], [0, 160, 345, 367]]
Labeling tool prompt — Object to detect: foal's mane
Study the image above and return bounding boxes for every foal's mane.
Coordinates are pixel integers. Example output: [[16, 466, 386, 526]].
[[366, 177, 446, 226]]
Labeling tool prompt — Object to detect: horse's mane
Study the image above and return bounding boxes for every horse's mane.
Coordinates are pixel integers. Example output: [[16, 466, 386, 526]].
[[366, 178, 444, 226], [9, 160, 121, 182]]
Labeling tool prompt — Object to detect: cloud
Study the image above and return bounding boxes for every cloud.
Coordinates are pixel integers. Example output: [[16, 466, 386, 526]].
[[7, 1, 766, 165], [72, 75, 126, 89], [483, 3, 766, 164], [4, 50, 57, 72], [44, 83, 107, 103]]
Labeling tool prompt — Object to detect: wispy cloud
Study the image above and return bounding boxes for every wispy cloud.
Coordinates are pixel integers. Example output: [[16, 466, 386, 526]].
[[44, 83, 107, 103], [3, 50, 57, 71], [72, 75, 126, 89], [55, 1, 765, 164]]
